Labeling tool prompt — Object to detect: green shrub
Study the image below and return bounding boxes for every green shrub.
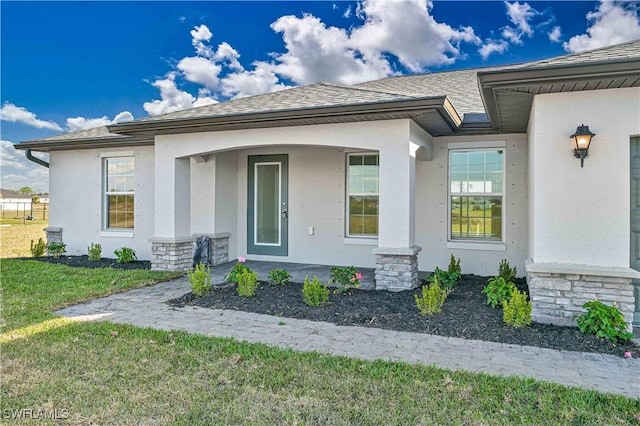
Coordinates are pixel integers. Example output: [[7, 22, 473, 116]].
[[575, 300, 633, 343], [237, 270, 259, 298], [329, 266, 363, 293], [87, 242, 102, 261], [189, 263, 212, 296], [47, 242, 66, 258], [268, 269, 291, 286], [447, 254, 461, 277], [302, 275, 329, 306], [498, 259, 517, 283], [224, 258, 250, 283], [30, 238, 46, 257], [429, 267, 459, 290], [114, 247, 137, 263], [482, 276, 516, 308], [415, 276, 450, 315], [502, 289, 532, 328]]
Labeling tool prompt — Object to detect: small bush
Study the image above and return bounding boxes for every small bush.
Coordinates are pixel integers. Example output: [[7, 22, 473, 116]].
[[429, 267, 459, 290], [114, 247, 137, 263], [237, 270, 259, 298], [575, 300, 633, 343], [47, 242, 66, 258], [189, 263, 212, 296], [87, 243, 102, 261], [225, 258, 250, 283], [268, 269, 291, 286], [302, 275, 330, 306], [30, 238, 46, 257], [498, 259, 517, 283], [329, 266, 363, 293], [447, 254, 461, 277], [482, 276, 516, 308], [502, 289, 532, 328], [415, 277, 450, 315]]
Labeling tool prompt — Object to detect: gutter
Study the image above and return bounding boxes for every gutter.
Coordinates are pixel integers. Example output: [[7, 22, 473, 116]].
[[108, 97, 458, 136], [25, 149, 49, 168]]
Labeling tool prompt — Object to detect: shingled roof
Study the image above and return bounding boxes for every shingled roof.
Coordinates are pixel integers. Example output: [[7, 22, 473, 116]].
[[16, 39, 640, 150]]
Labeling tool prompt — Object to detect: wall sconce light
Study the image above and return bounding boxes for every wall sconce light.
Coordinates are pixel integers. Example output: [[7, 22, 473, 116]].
[[570, 124, 596, 168]]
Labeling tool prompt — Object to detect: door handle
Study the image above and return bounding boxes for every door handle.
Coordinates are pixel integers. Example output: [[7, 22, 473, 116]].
[[281, 209, 288, 218]]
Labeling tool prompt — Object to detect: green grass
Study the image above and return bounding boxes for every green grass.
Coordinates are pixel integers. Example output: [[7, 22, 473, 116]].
[[1, 260, 639, 424], [1, 259, 182, 331]]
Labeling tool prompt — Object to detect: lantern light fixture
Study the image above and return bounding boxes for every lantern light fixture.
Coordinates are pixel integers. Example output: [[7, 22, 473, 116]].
[[570, 124, 595, 168]]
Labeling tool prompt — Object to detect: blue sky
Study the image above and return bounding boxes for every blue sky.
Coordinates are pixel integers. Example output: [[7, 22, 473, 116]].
[[1, 1, 639, 192]]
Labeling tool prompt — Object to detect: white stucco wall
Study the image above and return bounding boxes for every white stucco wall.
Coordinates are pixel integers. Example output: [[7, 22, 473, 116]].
[[49, 146, 155, 259], [528, 87, 640, 267], [415, 134, 529, 276]]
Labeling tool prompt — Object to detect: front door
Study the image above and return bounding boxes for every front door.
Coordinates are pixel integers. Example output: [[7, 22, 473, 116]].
[[248, 155, 288, 256], [629, 137, 640, 332]]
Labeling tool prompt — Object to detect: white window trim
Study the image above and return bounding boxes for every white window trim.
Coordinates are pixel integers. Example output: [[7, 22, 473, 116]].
[[447, 145, 506, 244], [103, 156, 135, 231], [253, 161, 282, 247], [345, 152, 379, 239]]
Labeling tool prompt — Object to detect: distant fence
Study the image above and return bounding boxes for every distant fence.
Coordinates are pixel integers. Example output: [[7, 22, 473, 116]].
[[0, 201, 49, 220]]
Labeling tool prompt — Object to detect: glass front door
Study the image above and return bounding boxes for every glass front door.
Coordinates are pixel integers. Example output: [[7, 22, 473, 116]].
[[248, 155, 288, 256]]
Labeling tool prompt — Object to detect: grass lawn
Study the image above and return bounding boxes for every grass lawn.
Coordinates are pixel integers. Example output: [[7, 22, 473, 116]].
[[2, 260, 639, 424]]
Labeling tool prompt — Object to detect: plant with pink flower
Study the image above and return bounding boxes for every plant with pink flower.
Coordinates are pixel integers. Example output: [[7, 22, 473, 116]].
[[330, 266, 362, 293], [224, 257, 251, 284]]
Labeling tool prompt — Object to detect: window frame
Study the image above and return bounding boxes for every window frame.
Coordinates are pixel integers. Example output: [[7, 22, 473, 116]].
[[345, 152, 379, 239], [447, 143, 505, 244], [102, 153, 135, 233]]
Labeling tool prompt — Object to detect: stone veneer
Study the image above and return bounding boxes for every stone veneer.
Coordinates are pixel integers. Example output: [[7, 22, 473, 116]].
[[44, 227, 63, 245], [150, 237, 195, 271], [192, 232, 230, 266], [525, 259, 638, 332], [372, 246, 422, 292]]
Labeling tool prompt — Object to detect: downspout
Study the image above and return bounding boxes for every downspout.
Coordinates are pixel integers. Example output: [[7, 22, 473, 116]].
[[25, 149, 49, 168]]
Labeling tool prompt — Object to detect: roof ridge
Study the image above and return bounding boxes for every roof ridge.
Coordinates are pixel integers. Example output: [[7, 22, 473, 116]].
[[520, 38, 640, 68], [318, 81, 417, 98]]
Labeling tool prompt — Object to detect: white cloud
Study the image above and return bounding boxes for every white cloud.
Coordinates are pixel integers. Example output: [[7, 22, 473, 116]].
[[65, 111, 134, 131], [0, 103, 62, 131], [0, 140, 49, 192], [500, 1, 538, 45], [505, 1, 537, 36], [343, 6, 352, 19], [548, 26, 562, 42], [143, 73, 218, 116], [564, 1, 640, 52], [146, 1, 483, 112], [177, 56, 222, 88], [221, 63, 289, 99], [479, 40, 509, 59]]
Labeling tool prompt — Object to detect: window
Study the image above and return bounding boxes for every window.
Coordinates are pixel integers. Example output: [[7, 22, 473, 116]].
[[104, 156, 134, 229], [449, 149, 503, 241], [347, 153, 379, 237]]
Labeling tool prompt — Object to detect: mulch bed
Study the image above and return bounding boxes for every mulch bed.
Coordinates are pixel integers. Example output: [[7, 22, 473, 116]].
[[26, 256, 638, 357], [30, 255, 151, 270], [168, 275, 640, 358]]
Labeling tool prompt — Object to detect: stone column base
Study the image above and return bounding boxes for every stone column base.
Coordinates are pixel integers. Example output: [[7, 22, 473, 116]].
[[44, 227, 63, 256], [372, 246, 422, 292], [192, 232, 231, 266], [150, 237, 195, 271], [525, 259, 638, 332]]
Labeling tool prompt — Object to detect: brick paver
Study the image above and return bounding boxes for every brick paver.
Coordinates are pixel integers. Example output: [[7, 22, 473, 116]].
[[56, 278, 640, 399]]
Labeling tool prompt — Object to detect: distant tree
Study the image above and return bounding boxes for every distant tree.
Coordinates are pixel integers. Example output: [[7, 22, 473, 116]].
[[19, 186, 34, 195], [32, 196, 40, 204]]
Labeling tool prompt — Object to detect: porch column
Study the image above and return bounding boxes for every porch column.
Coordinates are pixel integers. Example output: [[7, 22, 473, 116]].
[[151, 157, 194, 271], [374, 142, 422, 291]]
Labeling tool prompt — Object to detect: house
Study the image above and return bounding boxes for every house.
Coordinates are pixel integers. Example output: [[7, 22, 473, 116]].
[[16, 40, 640, 333]]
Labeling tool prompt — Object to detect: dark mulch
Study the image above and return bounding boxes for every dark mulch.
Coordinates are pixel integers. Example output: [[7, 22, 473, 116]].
[[29, 255, 151, 270], [26, 255, 638, 357], [168, 275, 640, 358]]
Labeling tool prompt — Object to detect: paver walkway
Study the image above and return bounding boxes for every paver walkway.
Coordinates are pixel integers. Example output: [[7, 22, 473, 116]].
[[56, 278, 640, 399]]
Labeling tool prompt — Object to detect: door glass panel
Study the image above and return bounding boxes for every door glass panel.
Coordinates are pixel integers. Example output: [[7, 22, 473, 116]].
[[255, 163, 280, 245]]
